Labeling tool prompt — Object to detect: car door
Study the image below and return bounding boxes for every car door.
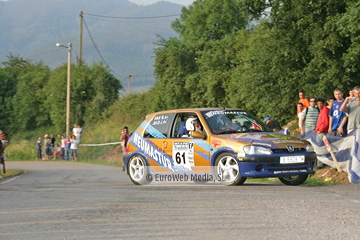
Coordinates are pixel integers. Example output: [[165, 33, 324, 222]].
[[141, 112, 175, 173], [165, 112, 212, 173]]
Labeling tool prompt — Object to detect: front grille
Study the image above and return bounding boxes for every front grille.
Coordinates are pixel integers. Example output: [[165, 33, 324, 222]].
[[272, 148, 305, 153]]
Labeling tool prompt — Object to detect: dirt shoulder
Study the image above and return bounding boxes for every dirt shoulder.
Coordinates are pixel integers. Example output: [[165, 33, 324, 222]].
[[101, 145, 124, 164], [312, 165, 349, 185]]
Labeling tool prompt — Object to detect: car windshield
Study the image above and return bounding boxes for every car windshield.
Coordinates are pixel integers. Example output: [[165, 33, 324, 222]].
[[201, 110, 272, 134]]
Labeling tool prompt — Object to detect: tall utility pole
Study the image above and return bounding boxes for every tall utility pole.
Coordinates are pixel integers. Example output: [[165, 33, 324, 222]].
[[128, 75, 132, 94], [78, 11, 83, 64], [66, 43, 72, 137], [56, 43, 72, 137]]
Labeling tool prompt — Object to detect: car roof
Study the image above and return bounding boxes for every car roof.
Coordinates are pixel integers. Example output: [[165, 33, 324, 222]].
[[145, 108, 245, 118]]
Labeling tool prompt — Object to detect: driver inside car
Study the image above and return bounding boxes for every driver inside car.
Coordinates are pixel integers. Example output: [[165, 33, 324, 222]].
[[185, 117, 203, 136]]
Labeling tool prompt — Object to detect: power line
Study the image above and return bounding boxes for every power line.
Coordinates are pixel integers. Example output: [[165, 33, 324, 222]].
[[83, 17, 122, 78], [81, 12, 174, 81], [83, 12, 180, 19]]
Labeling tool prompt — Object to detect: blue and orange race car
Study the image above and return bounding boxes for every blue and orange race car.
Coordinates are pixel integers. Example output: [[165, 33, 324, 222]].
[[123, 108, 317, 186]]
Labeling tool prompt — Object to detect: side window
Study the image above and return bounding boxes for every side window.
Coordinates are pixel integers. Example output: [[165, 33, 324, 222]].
[[171, 114, 186, 138], [144, 113, 174, 138], [170, 113, 203, 138]]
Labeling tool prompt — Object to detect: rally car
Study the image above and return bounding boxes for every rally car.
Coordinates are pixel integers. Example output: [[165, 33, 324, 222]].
[[123, 108, 317, 186]]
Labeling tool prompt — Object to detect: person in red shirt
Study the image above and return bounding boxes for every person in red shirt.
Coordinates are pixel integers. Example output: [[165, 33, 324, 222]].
[[315, 98, 329, 136]]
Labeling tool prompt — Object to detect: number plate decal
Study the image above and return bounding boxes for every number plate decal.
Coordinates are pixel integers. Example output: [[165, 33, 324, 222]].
[[280, 156, 305, 164], [173, 142, 194, 170]]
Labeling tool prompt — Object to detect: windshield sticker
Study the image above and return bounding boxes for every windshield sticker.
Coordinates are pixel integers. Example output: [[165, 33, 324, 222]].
[[204, 111, 247, 118], [131, 132, 191, 172], [173, 142, 195, 170], [152, 115, 169, 126], [223, 111, 247, 115]]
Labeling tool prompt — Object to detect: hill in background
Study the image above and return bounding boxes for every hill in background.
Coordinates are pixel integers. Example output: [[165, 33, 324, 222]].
[[0, 0, 183, 93]]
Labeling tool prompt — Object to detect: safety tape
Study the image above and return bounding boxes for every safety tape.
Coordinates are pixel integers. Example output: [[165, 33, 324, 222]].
[[79, 142, 121, 146]]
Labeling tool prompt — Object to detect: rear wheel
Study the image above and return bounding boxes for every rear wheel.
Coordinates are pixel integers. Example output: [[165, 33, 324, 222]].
[[128, 155, 151, 185], [278, 174, 308, 186], [215, 153, 247, 186]]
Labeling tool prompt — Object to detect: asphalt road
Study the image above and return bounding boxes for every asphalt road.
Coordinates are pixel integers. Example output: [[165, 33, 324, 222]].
[[1, 161, 360, 240]]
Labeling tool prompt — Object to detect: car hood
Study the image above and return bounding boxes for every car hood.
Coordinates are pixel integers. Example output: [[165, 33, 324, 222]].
[[211, 132, 309, 149]]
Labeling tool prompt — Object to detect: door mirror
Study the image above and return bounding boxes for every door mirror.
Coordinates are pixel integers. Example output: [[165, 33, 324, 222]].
[[190, 131, 205, 139]]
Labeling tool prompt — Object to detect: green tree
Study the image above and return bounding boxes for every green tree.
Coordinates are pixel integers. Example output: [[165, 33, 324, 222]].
[[83, 62, 122, 124], [44, 62, 122, 133], [11, 62, 51, 131], [153, 37, 197, 110], [172, 0, 248, 43], [153, 0, 249, 110], [0, 68, 15, 133], [2, 54, 33, 81]]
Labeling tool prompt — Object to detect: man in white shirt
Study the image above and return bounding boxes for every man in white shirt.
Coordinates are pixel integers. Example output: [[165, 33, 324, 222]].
[[70, 136, 79, 161], [73, 124, 82, 141]]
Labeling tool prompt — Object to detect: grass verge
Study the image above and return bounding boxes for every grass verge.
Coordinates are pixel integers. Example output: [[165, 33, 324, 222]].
[[0, 169, 24, 181]]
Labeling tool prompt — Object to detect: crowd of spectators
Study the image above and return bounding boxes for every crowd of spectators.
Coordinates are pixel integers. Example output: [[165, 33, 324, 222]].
[[263, 88, 360, 139], [296, 88, 360, 138], [36, 125, 82, 161]]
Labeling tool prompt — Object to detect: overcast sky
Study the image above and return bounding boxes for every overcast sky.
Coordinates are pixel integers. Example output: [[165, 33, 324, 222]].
[[129, 0, 195, 6]]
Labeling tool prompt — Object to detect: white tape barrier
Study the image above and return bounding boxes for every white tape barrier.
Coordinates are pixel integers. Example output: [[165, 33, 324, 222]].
[[80, 142, 121, 146]]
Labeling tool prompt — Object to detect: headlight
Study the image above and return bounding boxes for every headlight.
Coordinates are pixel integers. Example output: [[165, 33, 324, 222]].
[[243, 145, 272, 155], [306, 143, 314, 153]]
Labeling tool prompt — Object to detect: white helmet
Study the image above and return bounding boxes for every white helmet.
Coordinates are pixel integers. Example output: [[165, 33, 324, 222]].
[[186, 117, 199, 131]]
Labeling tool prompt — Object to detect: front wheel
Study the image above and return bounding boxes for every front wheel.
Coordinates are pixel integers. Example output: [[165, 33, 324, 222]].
[[278, 174, 308, 186], [215, 153, 247, 186], [128, 155, 151, 185]]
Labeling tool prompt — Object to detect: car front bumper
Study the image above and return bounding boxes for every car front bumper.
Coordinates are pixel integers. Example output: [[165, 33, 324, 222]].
[[237, 153, 317, 178]]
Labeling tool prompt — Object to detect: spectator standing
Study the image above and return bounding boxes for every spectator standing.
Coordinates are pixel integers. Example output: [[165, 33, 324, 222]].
[[340, 87, 360, 134], [43, 135, 51, 160], [292, 103, 304, 135], [315, 98, 329, 169], [73, 124, 82, 142], [70, 135, 79, 161], [50, 134, 55, 147], [60, 135, 66, 160], [77, 125, 82, 140], [72, 124, 77, 138], [327, 97, 335, 109], [328, 88, 348, 137], [349, 88, 355, 98], [298, 91, 310, 114], [0, 133, 3, 166], [299, 97, 320, 135], [264, 117, 282, 132], [0, 132, 9, 166], [120, 126, 131, 171], [36, 136, 42, 161], [297, 103, 304, 119], [64, 136, 71, 161], [315, 98, 329, 137]]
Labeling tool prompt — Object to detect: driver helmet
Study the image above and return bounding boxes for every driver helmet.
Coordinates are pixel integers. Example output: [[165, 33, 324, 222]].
[[186, 117, 199, 131]]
